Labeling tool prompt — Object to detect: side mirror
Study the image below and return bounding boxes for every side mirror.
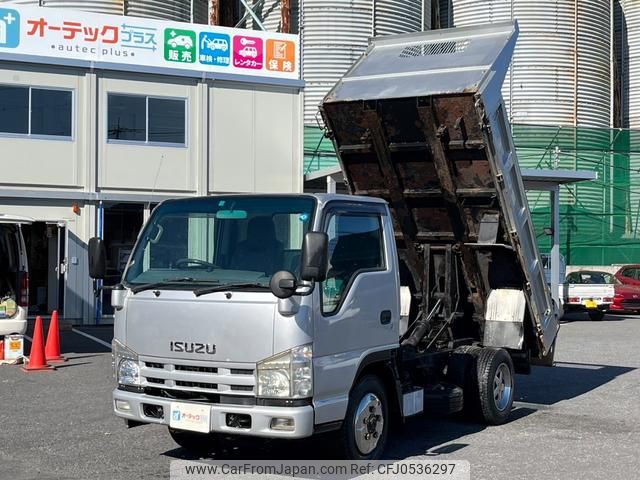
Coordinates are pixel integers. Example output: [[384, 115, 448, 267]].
[[88, 237, 107, 279], [270, 270, 297, 299], [300, 232, 328, 282]]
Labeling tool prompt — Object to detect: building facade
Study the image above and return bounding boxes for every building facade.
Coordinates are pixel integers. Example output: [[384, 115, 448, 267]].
[[0, 4, 303, 323]]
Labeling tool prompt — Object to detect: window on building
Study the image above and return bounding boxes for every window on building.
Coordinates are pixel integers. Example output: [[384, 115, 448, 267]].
[[0, 85, 72, 137], [107, 93, 186, 145]]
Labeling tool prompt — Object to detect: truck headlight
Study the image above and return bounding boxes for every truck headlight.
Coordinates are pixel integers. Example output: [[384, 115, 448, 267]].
[[112, 339, 140, 386], [257, 344, 312, 398]]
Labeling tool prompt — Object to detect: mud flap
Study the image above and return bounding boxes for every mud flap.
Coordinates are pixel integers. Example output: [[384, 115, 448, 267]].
[[483, 289, 525, 349]]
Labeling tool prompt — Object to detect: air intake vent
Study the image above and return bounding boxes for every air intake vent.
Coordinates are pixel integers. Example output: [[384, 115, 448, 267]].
[[400, 40, 469, 58], [176, 381, 218, 390], [230, 385, 254, 392], [175, 365, 218, 374]]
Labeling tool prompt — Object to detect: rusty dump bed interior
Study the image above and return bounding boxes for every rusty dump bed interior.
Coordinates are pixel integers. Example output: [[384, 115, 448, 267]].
[[321, 22, 557, 356], [321, 94, 529, 346]]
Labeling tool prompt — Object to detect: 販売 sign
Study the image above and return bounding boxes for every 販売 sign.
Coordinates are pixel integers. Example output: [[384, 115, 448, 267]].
[[0, 5, 300, 85]]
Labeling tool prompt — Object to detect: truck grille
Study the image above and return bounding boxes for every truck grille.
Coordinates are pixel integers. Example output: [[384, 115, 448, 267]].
[[175, 380, 218, 389], [139, 357, 255, 397], [175, 365, 218, 374]]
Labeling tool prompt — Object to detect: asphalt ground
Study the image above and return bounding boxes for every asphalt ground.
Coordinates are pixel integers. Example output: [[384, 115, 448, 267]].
[[0, 313, 639, 480]]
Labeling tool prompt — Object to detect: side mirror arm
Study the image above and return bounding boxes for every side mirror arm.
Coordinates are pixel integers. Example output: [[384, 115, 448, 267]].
[[294, 281, 315, 297]]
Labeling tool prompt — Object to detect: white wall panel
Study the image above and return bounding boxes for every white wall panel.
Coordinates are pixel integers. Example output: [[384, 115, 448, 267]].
[[210, 83, 302, 193]]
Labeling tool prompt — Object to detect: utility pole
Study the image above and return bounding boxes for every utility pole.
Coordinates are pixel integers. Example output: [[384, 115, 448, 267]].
[[281, 0, 291, 33], [209, 0, 220, 25]]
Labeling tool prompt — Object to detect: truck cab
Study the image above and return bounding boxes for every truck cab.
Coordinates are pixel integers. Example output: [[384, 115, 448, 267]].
[[91, 194, 401, 456]]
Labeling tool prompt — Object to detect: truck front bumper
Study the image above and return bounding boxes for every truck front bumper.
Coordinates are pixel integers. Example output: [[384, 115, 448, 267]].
[[112, 388, 314, 439]]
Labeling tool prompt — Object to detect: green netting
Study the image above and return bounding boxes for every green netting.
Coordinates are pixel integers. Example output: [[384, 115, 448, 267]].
[[304, 124, 640, 266]]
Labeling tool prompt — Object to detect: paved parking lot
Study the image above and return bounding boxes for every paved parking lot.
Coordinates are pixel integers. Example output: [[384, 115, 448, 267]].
[[1, 314, 639, 480]]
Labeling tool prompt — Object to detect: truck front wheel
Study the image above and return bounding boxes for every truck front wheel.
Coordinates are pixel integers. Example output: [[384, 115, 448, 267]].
[[339, 375, 389, 460], [476, 348, 515, 425], [168, 427, 216, 454]]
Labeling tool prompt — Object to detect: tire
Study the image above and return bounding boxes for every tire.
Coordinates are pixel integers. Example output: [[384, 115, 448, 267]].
[[168, 427, 217, 454], [476, 348, 515, 425], [338, 375, 389, 460], [588, 310, 605, 321]]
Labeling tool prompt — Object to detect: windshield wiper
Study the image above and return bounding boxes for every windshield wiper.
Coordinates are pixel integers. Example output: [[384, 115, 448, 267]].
[[194, 283, 268, 297], [130, 277, 197, 294]]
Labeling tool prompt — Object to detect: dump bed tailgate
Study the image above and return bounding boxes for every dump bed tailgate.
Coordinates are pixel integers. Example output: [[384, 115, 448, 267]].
[[321, 22, 558, 356]]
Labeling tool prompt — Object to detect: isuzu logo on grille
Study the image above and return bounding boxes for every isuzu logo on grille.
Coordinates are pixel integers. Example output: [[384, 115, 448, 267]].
[[170, 341, 216, 354]]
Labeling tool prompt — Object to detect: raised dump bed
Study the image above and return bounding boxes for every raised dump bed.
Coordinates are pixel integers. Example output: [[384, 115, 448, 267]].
[[321, 22, 558, 359]]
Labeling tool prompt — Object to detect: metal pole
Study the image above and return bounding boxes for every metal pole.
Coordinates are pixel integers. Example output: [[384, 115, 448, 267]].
[[327, 175, 337, 194], [95, 201, 104, 325], [550, 186, 561, 307]]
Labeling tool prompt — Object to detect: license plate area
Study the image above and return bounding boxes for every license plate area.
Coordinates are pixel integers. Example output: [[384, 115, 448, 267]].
[[583, 299, 598, 309], [169, 402, 211, 433]]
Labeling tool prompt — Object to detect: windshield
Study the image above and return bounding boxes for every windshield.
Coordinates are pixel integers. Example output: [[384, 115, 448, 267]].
[[124, 196, 315, 288], [566, 271, 620, 285]]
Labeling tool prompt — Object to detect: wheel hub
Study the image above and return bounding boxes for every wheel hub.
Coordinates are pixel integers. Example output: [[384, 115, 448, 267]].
[[354, 393, 384, 455], [493, 362, 513, 411]]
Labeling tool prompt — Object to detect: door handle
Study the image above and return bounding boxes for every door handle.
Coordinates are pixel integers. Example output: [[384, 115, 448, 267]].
[[380, 310, 392, 325]]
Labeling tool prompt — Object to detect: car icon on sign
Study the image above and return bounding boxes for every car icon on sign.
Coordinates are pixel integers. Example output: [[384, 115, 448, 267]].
[[238, 46, 258, 58], [169, 35, 193, 49], [210, 38, 228, 51]]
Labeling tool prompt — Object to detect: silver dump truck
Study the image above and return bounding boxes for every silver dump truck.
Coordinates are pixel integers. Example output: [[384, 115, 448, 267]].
[[88, 22, 559, 459]]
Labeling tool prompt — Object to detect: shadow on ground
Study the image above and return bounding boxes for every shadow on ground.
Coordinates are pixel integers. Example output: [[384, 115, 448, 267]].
[[516, 362, 635, 405]]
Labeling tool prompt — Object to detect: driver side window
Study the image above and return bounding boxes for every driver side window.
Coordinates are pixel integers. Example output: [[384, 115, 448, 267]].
[[321, 212, 385, 315]]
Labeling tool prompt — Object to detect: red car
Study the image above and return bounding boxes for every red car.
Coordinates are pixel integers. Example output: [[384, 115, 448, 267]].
[[610, 283, 640, 313], [615, 265, 640, 286]]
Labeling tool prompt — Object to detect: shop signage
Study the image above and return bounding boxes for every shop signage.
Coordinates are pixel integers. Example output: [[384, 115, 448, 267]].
[[0, 4, 299, 84]]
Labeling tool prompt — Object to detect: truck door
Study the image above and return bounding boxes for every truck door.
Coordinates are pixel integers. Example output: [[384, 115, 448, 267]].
[[312, 203, 399, 422]]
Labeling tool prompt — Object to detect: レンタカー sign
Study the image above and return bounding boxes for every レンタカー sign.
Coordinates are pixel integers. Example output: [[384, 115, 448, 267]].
[[0, 5, 300, 85]]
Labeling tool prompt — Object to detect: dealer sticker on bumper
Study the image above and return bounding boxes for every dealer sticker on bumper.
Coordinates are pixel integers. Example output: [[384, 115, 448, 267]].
[[169, 402, 211, 433]]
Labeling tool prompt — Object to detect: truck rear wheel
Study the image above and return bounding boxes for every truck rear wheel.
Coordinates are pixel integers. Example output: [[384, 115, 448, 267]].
[[168, 427, 216, 455], [338, 375, 388, 460], [476, 348, 515, 425]]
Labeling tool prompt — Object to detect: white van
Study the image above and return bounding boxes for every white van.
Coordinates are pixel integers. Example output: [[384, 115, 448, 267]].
[[0, 214, 31, 336]]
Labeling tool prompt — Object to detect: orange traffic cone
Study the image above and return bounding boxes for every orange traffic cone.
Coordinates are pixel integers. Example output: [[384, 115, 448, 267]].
[[45, 310, 65, 363], [21, 316, 54, 372]]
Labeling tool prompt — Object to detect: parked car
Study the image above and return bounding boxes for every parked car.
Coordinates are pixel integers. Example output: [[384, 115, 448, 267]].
[[614, 264, 640, 286], [609, 283, 640, 313], [564, 270, 617, 321], [0, 214, 32, 336]]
